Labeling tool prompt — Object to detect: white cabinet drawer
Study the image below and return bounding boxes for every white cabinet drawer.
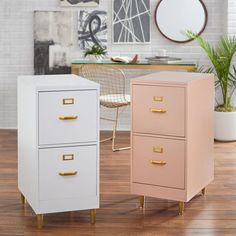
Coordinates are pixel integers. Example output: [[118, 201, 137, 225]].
[[38, 90, 98, 145], [39, 145, 97, 201]]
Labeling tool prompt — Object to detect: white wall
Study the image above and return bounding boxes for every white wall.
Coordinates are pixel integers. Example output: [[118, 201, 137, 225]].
[[228, 0, 236, 36], [0, 0, 229, 129]]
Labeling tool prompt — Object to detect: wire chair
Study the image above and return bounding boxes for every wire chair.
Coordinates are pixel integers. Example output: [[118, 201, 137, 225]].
[[80, 64, 130, 151]]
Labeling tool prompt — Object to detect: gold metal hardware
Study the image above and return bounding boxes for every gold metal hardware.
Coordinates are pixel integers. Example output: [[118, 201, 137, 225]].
[[139, 196, 145, 208], [59, 115, 78, 120], [37, 214, 44, 229], [202, 187, 206, 196], [150, 108, 167, 113], [63, 98, 74, 105], [178, 202, 184, 215], [153, 96, 163, 102], [153, 147, 163, 153], [150, 160, 166, 165], [59, 171, 78, 176], [20, 193, 26, 205], [90, 209, 96, 224], [63, 154, 74, 161]]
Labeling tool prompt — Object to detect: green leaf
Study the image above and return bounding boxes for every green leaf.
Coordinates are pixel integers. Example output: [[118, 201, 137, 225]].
[[186, 31, 236, 110], [84, 45, 107, 58]]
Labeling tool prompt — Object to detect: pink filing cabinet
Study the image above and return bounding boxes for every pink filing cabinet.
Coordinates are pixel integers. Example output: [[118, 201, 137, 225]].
[[131, 71, 214, 214]]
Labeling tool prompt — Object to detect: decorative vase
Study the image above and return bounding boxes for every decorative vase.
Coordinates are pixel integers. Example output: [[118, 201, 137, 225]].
[[214, 111, 236, 141], [87, 55, 102, 63]]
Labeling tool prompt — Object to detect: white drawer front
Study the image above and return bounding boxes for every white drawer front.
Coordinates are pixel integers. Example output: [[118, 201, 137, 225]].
[[39, 145, 97, 201], [38, 90, 98, 145]]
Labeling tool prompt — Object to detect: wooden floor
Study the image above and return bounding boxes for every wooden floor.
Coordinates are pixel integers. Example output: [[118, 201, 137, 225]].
[[1, 130, 236, 235]]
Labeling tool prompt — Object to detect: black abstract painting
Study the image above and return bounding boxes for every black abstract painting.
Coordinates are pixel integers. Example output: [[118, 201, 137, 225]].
[[34, 11, 73, 75], [78, 10, 107, 50]]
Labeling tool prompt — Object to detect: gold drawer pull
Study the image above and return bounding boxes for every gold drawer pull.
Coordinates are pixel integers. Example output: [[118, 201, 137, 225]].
[[59, 171, 78, 176], [153, 147, 163, 153], [150, 108, 166, 113], [63, 98, 74, 105], [59, 116, 78, 120], [153, 96, 163, 102], [150, 160, 166, 165]]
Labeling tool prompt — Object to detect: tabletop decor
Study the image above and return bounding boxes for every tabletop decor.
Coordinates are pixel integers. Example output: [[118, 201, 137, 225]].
[[84, 45, 107, 62]]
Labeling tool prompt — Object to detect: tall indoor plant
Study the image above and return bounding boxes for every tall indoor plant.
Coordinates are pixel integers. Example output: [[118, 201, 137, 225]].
[[187, 31, 236, 141]]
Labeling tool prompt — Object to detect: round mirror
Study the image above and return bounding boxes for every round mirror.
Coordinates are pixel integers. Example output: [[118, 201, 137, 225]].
[[155, 0, 207, 43]]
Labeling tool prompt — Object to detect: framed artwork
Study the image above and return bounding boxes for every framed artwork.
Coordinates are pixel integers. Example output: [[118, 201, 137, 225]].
[[113, 0, 151, 44], [78, 10, 107, 50], [60, 0, 99, 7], [34, 11, 73, 75]]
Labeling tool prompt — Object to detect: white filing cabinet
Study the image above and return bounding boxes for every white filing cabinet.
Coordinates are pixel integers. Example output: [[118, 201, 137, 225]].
[[17, 75, 99, 228]]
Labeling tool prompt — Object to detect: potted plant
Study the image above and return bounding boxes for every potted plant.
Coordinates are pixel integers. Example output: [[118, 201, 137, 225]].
[[84, 45, 107, 62], [186, 31, 236, 141]]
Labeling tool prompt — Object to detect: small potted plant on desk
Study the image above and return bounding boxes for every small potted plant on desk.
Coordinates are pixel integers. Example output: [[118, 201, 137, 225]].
[[187, 31, 236, 141], [84, 45, 107, 62]]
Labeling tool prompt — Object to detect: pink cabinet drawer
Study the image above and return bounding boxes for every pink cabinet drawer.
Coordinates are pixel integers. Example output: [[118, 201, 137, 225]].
[[132, 135, 185, 189], [132, 85, 185, 137]]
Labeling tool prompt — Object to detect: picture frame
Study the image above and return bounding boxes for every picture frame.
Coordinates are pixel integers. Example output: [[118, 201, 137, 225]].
[[78, 10, 107, 50], [60, 0, 99, 7], [34, 11, 73, 75], [112, 0, 151, 44]]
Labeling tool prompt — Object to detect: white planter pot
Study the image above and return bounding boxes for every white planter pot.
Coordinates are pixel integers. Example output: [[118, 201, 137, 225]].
[[214, 111, 236, 141], [87, 55, 102, 62]]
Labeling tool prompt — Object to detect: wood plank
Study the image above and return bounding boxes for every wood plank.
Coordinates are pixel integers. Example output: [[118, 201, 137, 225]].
[[71, 63, 196, 75], [0, 130, 236, 235]]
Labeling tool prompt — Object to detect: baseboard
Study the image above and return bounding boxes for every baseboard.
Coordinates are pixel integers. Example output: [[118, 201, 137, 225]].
[[0, 127, 17, 130]]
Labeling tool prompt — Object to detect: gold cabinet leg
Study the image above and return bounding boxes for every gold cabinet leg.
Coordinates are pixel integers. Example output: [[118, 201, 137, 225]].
[[20, 193, 26, 205], [37, 214, 44, 229], [178, 201, 184, 215], [90, 209, 96, 224], [202, 187, 206, 196], [139, 196, 145, 208]]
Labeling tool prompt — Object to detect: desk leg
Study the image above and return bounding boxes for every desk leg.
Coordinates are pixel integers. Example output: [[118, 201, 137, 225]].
[[71, 66, 80, 75]]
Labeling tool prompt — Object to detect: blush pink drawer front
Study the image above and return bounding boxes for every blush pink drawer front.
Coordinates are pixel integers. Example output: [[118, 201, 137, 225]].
[[132, 85, 185, 137], [132, 135, 185, 189]]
